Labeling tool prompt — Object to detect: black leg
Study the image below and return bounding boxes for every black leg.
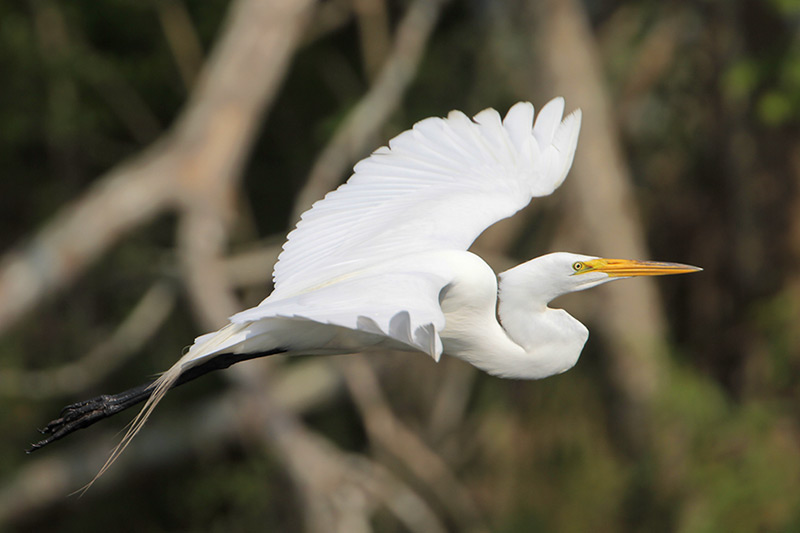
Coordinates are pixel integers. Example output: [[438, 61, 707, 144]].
[[28, 349, 285, 452]]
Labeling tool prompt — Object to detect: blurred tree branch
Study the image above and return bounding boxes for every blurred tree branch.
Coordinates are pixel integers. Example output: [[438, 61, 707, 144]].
[[303, 0, 355, 46], [291, 0, 449, 222], [0, 358, 345, 524], [3, 1, 471, 529], [0, 281, 176, 399], [529, 0, 671, 439], [0, 242, 283, 399], [155, 0, 204, 91], [353, 0, 391, 82], [340, 356, 488, 533], [260, 388, 449, 533], [0, 0, 314, 336], [34, 0, 164, 143], [4, 353, 467, 532]]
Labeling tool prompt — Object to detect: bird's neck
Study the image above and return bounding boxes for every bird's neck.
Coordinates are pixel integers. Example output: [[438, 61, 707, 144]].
[[440, 279, 588, 380], [490, 277, 589, 379], [436, 253, 589, 380]]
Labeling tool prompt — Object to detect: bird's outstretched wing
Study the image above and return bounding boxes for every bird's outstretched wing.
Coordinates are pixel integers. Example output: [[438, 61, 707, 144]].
[[270, 98, 580, 298], [232, 99, 581, 358]]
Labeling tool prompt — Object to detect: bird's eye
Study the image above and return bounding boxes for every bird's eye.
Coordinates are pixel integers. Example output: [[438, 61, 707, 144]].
[[572, 262, 584, 272]]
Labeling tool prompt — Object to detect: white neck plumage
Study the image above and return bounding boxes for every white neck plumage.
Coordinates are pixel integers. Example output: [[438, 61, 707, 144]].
[[439, 260, 589, 380], [493, 276, 588, 379]]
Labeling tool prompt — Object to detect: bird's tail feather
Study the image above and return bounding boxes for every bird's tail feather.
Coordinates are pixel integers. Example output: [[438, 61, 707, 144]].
[[80, 323, 249, 492]]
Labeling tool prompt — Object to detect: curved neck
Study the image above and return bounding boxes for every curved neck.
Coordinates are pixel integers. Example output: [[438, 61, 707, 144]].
[[494, 287, 588, 378], [436, 252, 590, 380], [440, 276, 589, 380]]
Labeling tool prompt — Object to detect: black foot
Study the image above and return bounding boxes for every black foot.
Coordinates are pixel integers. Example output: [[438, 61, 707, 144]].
[[28, 348, 285, 452], [28, 381, 154, 452]]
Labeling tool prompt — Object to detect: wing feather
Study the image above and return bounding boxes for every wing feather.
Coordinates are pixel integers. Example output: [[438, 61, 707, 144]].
[[532, 97, 565, 146], [234, 99, 581, 358]]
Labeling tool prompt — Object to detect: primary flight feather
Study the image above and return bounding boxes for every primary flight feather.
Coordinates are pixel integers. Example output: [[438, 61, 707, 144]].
[[48, 98, 699, 482]]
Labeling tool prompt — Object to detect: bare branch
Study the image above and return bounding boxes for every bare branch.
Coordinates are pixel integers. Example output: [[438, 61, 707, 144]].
[[340, 356, 489, 533], [170, 0, 315, 328], [260, 388, 448, 533], [534, 0, 668, 440], [176, 209, 241, 330], [425, 358, 477, 443], [291, 0, 449, 222], [303, 0, 355, 46], [0, 282, 176, 399], [0, 239, 281, 400], [0, 153, 174, 335], [155, 0, 205, 90], [353, 0, 392, 81], [223, 242, 281, 290], [0, 0, 315, 336]]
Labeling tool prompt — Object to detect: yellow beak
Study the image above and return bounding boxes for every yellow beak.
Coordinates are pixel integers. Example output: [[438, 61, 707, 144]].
[[581, 258, 702, 277]]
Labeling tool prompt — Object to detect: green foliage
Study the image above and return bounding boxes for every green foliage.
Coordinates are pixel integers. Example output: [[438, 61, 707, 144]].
[[654, 366, 800, 532]]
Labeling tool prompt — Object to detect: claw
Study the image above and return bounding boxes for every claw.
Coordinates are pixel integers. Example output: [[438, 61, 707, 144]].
[[27, 384, 156, 453]]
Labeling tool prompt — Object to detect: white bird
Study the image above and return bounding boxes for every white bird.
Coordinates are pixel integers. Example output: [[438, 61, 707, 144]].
[[34, 98, 700, 480]]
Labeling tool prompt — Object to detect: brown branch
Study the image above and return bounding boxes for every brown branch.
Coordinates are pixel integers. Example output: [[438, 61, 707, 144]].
[[171, 0, 314, 329], [303, 0, 355, 46], [223, 242, 281, 290], [339, 356, 489, 533], [424, 357, 478, 443], [176, 209, 241, 330], [0, 152, 174, 335], [511, 0, 678, 455], [0, 0, 315, 337], [0, 239, 281, 401], [533, 0, 670, 403], [258, 386, 448, 533], [7, 3, 455, 529], [291, 0, 449, 222], [353, 0, 392, 82], [155, 0, 205, 90], [0, 282, 176, 399]]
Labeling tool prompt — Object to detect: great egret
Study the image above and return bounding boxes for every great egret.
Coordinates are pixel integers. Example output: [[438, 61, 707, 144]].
[[31, 98, 699, 478]]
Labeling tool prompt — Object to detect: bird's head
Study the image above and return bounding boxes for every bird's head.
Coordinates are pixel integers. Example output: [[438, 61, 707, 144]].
[[500, 252, 701, 305], [566, 253, 701, 289]]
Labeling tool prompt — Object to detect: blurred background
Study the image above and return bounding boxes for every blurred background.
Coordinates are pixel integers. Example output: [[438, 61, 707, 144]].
[[1, 0, 799, 531]]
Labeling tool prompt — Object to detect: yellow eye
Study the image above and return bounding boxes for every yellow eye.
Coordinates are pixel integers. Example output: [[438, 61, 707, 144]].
[[572, 261, 584, 272]]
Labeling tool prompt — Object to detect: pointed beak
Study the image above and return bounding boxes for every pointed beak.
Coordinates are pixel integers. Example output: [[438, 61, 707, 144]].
[[583, 258, 702, 277]]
